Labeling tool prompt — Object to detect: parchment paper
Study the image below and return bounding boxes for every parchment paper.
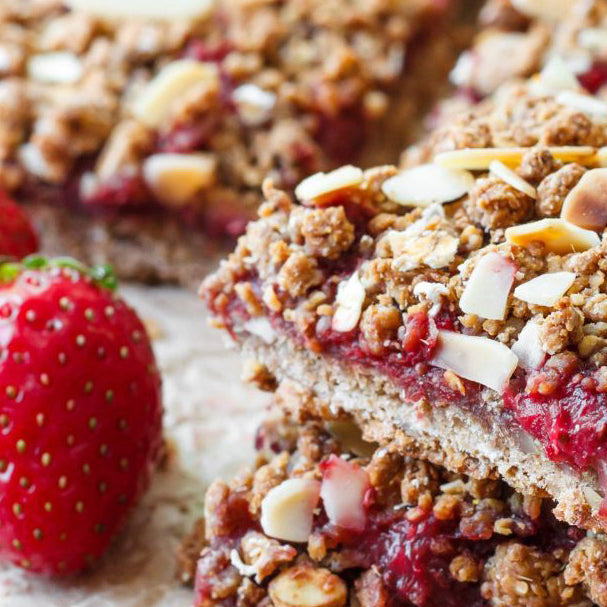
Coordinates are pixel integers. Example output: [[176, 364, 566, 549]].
[[0, 285, 270, 606]]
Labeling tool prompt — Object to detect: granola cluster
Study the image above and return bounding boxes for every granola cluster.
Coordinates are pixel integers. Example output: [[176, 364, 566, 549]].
[[180, 403, 605, 607], [0, 0, 449, 228]]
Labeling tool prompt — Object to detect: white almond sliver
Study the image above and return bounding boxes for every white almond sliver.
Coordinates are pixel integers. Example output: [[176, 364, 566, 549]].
[[142, 153, 216, 205], [533, 55, 579, 95], [133, 60, 219, 128], [260, 478, 321, 543], [295, 166, 363, 202], [459, 252, 516, 320], [64, 0, 214, 20], [27, 52, 83, 85], [505, 218, 600, 254], [431, 330, 518, 393], [332, 272, 365, 333], [556, 90, 607, 117], [435, 146, 597, 171], [561, 168, 607, 231], [511, 0, 571, 20], [381, 164, 474, 207], [578, 28, 607, 54], [269, 566, 347, 607], [511, 319, 546, 370], [514, 272, 576, 307], [489, 160, 537, 198], [242, 317, 277, 344], [449, 51, 474, 87], [320, 456, 369, 532], [233, 84, 276, 126]]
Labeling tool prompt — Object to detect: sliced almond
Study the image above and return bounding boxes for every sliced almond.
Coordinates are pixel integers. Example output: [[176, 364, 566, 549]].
[[27, 52, 83, 85], [381, 164, 474, 207], [295, 166, 363, 203], [505, 218, 600, 254], [514, 271, 576, 307], [510, 0, 571, 20], [489, 160, 536, 198], [133, 60, 219, 128], [320, 455, 369, 532], [511, 319, 546, 370], [431, 330, 518, 393], [64, 0, 214, 20], [242, 317, 277, 344], [390, 230, 459, 272], [435, 146, 597, 171], [449, 51, 474, 88], [578, 28, 607, 55], [233, 84, 276, 126], [531, 55, 579, 95], [561, 168, 607, 231], [413, 281, 449, 315], [260, 478, 321, 543], [556, 90, 607, 117], [332, 272, 365, 333], [269, 565, 347, 607], [459, 252, 516, 320], [142, 152, 216, 205]]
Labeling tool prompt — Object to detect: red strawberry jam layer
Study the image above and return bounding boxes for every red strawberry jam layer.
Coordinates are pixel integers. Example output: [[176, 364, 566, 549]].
[[207, 265, 607, 478]]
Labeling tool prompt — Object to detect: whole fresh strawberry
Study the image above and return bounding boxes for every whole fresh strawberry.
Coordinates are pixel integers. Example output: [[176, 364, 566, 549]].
[[0, 257, 162, 575], [0, 190, 38, 259]]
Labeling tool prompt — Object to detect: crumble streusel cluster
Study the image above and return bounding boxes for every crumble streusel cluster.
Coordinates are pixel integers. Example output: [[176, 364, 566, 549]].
[[0, 0, 450, 228], [178, 397, 607, 607]]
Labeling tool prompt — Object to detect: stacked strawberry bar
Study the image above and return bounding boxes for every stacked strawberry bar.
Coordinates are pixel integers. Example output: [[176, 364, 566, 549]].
[[203, 67, 607, 541], [0, 0, 461, 285], [181, 383, 607, 607]]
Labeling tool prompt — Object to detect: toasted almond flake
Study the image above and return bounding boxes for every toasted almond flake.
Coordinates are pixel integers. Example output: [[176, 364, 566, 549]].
[[431, 330, 518, 393], [505, 218, 600, 254], [332, 272, 365, 333], [133, 60, 219, 128], [556, 90, 607, 117], [512, 318, 546, 369], [435, 146, 598, 170], [531, 55, 579, 95], [583, 486, 603, 512], [260, 478, 321, 543], [578, 28, 607, 55], [514, 272, 576, 307], [242, 317, 277, 344], [64, 0, 214, 20], [27, 52, 83, 85], [449, 51, 475, 87], [387, 229, 459, 272], [381, 164, 474, 207], [142, 152, 216, 205], [320, 456, 369, 532], [459, 252, 516, 320], [489, 160, 537, 198], [561, 168, 607, 231], [233, 84, 276, 126], [295, 166, 363, 203], [510, 0, 571, 20], [269, 566, 347, 607]]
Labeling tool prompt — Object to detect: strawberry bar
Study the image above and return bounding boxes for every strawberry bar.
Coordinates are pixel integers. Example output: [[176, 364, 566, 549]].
[[181, 386, 607, 607], [0, 0, 462, 285], [449, 0, 607, 102], [203, 76, 607, 534]]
